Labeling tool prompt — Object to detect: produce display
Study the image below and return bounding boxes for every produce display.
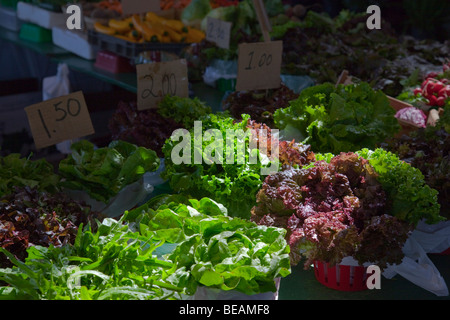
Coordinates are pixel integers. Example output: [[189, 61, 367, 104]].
[[381, 113, 450, 218], [80, 0, 123, 19], [181, 0, 281, 81], [161, 112, 316, 219], [58, 140, 160, 203], [126, 197, 291, 295], [0, 154, 61, 198], [0, 196, 291, 299], [274, 10, 450, 97], [223, 84, 299, 127], [0, 216, 182, 300], [397, 62, 450, 127], [93, 12, 205, 44], [1, 0, 449, 302], [251, 149, 443, 268], [0, 186, 103, 268], [274, 82, 401, 154], [109, 96, 211, 157]]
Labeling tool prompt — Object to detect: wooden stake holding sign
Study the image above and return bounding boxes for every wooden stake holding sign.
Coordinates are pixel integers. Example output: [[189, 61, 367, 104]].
[[136, 59, 189, 110], [235, 0, 282, 92], [252, 0, 272, 42], [25, 91, 95, 150]]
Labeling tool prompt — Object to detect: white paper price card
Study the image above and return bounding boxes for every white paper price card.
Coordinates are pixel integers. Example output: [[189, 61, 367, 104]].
[[25, 91, 95, 150], [206, 17, 232, 49], [136, 59, 189, 110], [235, 40, 283, 91], [121, 0, 160, 15]]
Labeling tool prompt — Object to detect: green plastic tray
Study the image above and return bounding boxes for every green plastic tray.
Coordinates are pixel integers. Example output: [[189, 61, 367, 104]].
[[19, 22, 52, 43], [217, 78, 236, 92]]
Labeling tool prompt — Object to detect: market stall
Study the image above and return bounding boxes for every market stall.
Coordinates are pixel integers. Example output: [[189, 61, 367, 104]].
[[0, 0, 449, 304]]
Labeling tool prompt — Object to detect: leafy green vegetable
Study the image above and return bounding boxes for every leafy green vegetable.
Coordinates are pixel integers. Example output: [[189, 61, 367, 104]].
[[59, 140, 159, 203], [356, 148, 444, 226], [274, 82, 401, 154], [0, 154, 60, 198], [275, 9, 449, 97], [157, 95, 212, 129], [0, 217, 182, 300], [181, 0, 211, 26], [251, 151, 420, 269], [161, 113, 315, 219], [126, 197, 291, 296], [0, 186, 103, 268], [161, 113, 268, 219], [0, 194, 291, 299]]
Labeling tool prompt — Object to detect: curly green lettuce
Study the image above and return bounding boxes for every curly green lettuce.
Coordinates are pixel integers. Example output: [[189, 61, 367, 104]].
[[274, 82, 401, 154], [356, 148, 444, 226], [161, 113, 316, 219]]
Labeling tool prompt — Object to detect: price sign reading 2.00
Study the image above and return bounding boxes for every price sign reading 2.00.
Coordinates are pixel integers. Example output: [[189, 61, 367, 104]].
[[137, 59, 189, 110], [141, 72, 177, 99], [206, 17, 231, 49], [236, 40, 283, 92], [25, 91, 95, 149]]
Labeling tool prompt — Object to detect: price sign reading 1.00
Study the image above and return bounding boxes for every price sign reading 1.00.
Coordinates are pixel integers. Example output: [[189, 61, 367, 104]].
[[236, 40, 283, 92], [25, 91, 95, 149], [137, 59, 189, 110]]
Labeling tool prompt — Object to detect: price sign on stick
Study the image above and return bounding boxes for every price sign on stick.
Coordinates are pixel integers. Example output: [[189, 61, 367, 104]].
[[235, 41, 282, 91], [25, 91, 95, 150], [136, 59, 189, 110], [206, 17, 232, 49], [121, 0, 160, 15]]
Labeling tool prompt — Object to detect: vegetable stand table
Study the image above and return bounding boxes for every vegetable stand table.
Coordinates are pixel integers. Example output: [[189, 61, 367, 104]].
[[0, 25, 225, 113], [2, 23, 449, 302], [278, 254, 450, 300]]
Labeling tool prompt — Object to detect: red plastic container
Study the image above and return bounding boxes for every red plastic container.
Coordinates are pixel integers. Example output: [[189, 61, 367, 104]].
[[437, 247, 450, 255], [94, 51, 135, 74], [314, 261, 368, 291]]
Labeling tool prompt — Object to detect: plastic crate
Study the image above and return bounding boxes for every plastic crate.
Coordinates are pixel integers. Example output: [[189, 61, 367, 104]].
[[87, 29, 189, 60], [94, 51, 135, 74], [0, 0, 21, 9], [17, 1, 65, 29], [19, 22, 52, 43], [0, 5, 22, 31], [217, 78, 236, 92], [314, 261, 368, 291], [52, 26, 97, 60], [436, 248, 450, 255]]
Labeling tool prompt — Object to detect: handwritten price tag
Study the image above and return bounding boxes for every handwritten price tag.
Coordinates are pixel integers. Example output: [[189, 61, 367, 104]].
[[235, 41, 282, 91], [136, 59, 189, 110], [206, 17, 232, 50], [25, 91, 95, 149]]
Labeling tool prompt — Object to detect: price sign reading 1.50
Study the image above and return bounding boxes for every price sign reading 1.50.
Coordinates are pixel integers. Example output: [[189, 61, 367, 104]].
[[25, 91, 95, 149], [137, 59, 189, 110], [236, 41, 283, 92]]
